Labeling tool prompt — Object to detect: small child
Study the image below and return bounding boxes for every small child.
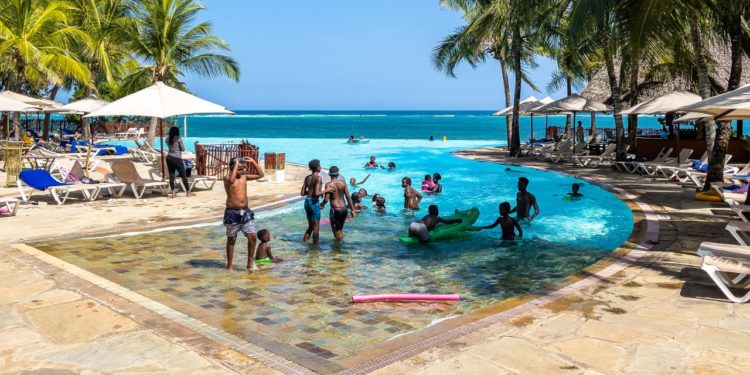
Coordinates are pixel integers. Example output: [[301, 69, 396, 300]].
[[375, 197, 387, 212], [387, 161, 396, 171], [421, 174, 434, 192], [371, 193, 381, 207], [567, 183, 583, 199], [255, 229, 282, 264], [358, 188, 369, 198], [474, 202, 523, 240], [351, 192, 366, 212]]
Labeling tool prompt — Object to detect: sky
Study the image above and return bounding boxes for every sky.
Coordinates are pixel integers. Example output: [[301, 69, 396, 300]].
[[72, 1, 567, 110]]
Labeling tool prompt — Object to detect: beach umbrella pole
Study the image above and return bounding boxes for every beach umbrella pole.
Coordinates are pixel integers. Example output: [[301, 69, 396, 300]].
[[159, 118, 165, 181], [530, 114, 534, 142], [572, 112, 577, 146]]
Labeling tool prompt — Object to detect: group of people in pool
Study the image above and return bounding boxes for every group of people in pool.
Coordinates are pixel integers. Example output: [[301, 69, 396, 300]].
[[221, 156, 584, 271]]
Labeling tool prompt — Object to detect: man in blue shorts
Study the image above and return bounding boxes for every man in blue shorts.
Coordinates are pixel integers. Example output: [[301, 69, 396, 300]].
[[301, 159, 324, 243]]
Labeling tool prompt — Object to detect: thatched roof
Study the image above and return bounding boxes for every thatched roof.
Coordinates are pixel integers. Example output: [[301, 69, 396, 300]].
[[581, 41, 750, 107]]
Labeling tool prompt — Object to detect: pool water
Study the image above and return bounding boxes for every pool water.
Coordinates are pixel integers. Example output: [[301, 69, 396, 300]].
[[36, 138, 633, 367]]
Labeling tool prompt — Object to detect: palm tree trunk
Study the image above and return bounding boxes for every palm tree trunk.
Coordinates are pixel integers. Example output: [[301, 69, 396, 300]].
[[501, 61, 512, 148], [43, 84, 61, 141], [81, 68, 99, 141], [565, 78, 572, 137], [690, 18, 714, 150], [509, 24, 522, 157], [602, 32, 625, 161], [147, 117, 158, 145], [627, 63, 639, 152], [706, 18, 744, 193]]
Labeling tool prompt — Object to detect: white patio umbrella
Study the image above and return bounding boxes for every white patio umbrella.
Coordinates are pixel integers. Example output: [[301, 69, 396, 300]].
[[492, 96, 540, 116], [85, 81, 234, 178], [678, 83, 750, 119], [0, 96, 42, 138], [59, 97, 110, 114], [494, 96, 552, 141], [534, 94, 612, 145], [621, 91, 702, 115]]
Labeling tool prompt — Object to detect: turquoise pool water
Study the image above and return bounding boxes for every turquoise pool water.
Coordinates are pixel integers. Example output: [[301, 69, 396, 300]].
[[39, 138, 633, 365]]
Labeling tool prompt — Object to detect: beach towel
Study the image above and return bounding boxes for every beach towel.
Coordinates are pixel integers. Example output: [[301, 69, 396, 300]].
[[19, 170, 68, 191]]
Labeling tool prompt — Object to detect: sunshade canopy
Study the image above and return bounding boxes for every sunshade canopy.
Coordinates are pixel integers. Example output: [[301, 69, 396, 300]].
[[85, 81, 234, 119], [492, 96, 540, 116], [59, 97, 110, 114], [621, 91, 702, 115], [534, 94, 612, 113], [539, 96, 555, 105], [0, 90, 62, 111], [0, 95, 41, 112], [678, 83, 750, 119]]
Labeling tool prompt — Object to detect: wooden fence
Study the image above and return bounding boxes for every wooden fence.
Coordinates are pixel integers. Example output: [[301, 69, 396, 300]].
[[195, 142, 260, 177]]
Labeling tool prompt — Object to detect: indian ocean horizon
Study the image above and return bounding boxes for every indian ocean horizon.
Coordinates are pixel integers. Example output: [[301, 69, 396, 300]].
[[177, 110, 664, 141]]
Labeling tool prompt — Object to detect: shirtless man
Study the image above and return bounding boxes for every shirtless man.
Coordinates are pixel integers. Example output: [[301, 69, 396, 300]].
[[223, 157, 264, 271], [510, 177, 539, 221], [408, 205, 462, 243], [300, 159, 325, 244], [402, 177, 422, 211], [321, 166, 356, 240]]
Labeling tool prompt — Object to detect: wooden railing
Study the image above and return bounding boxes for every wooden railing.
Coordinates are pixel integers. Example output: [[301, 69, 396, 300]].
[[195, 142, 260, 177]]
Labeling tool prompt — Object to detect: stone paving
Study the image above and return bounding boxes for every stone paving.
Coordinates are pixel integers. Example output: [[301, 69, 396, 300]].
[[2, 148, 750, 374], [369, 147, 750, 375]]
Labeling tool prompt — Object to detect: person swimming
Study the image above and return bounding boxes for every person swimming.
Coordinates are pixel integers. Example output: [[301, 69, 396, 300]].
[[358, 188, 369, 198], [375, 196, 386, 212], [421, 174, 434, 192], [430, 173, 443, 193], [365, 156, 379, 168], [348, 135, 356, 143], [351, 192, 366, 212], [567, 183, 583, 199], [387, 161, 396, 171], [371, 193, 381, 207], [407, 204, 462, 243], [349, 174, 371, 186], [474, 202, 523, 240]]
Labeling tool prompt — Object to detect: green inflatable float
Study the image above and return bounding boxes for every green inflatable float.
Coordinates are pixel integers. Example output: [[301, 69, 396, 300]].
[[399, 207, 480, 244]]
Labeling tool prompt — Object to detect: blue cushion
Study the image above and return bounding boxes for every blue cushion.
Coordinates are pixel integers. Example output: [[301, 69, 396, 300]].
[[19, 170, 68, 191]]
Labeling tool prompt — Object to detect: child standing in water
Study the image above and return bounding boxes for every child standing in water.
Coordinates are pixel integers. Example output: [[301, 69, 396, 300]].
[[402, 177, 423, 211], [474, 202, 523, 240], [255, 229, 282, 264], [351, 192, 366, 212], [375, 197, 387, 212], [421, 174, 434, 192], [510, 177, 539, 221], [301, 159, 324, 244]]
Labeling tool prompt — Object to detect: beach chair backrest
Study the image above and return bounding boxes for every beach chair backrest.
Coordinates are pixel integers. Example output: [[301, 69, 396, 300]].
[[677, 148, 694, 164], [724, 154, 733, 165], [736, 162, 750, 176], [111, 160, 140, 184], [573, 141, 585, 154], [601, 143, 616, 156], [558, 139, 572, 152], [20, 169, 66, 190], [655, 147, 673, 163], [697, 151, 708, 165]]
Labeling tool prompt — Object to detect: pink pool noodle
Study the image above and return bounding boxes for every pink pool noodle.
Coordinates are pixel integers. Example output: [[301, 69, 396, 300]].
[[352, 294, 460, 303]]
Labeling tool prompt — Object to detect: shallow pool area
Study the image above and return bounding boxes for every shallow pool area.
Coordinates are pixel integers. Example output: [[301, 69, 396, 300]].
[[35, 138, 633, 369]]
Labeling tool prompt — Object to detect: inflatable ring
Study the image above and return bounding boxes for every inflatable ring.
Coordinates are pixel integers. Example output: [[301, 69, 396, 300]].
[[695, 187, 724, 202]]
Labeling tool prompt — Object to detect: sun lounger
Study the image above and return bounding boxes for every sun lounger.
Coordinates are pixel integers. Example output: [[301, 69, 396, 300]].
[[615, 147, 672, 173], [59, 160, 127, 200], [685, 154, 734, 187], [725, 198, 750, 222], [542, 140, 572, 161], [572, 143, 617, 167], [114, 127, 140, 139], [697, 241, 750, 258], [637, 148, 693, 176], [724, 222, 750, 246], [0, 198, 19, 216], [110, 160, 168, 198], [700, 254, 750, 303], [656, 151, 707, 181], [17, 169, 99, 205], [150, 157, 217, 193]]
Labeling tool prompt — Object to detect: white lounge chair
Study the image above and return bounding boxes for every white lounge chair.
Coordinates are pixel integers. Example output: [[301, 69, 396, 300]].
[[110, 160, 168, 199], [637, 148, 693, 176], [725, 222, 750, 246], [726, 198, 750, 223], [685, 154, 735, 188], [114, 127, 138, 139], [614, 147, 673, 173], [149, 157, 218, 193], [0, 197, 19, 216], [656, 151, 707, 181], [700, 254, 750, 303], [17, 169, 99, 205]]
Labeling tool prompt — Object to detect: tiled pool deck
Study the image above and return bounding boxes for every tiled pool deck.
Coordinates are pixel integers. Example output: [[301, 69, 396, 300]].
[[2, 150, 750, 374]]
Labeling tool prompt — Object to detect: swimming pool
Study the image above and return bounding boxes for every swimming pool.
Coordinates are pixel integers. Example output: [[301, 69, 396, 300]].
[[35, 138, 633, 370]]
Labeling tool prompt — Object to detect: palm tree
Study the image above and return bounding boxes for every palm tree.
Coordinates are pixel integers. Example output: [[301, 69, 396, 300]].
[[70, 0, 133, 139], [124, 0, 240, 144], [434, 0, 536, 149], [0, 0, 91, 138]]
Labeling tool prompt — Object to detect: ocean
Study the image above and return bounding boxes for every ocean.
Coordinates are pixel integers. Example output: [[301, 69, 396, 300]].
[[177, 110, 663, 141]]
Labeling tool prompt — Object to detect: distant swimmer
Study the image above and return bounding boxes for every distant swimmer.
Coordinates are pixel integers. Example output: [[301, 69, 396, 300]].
[[510, 177, 539, 221], [430, 173, 443, 193], [421, 174, 434, 192], [429, 135, 435, 141], [402, 177, 423, 211], [365, 155, 379, 168], [387, 161, 396, 171], [473, 202, 523, 241], [349, 174, 371, 187], [567, 183, 583, 200], [407, 204, 462, 243], [505, 167, 520, 173]]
